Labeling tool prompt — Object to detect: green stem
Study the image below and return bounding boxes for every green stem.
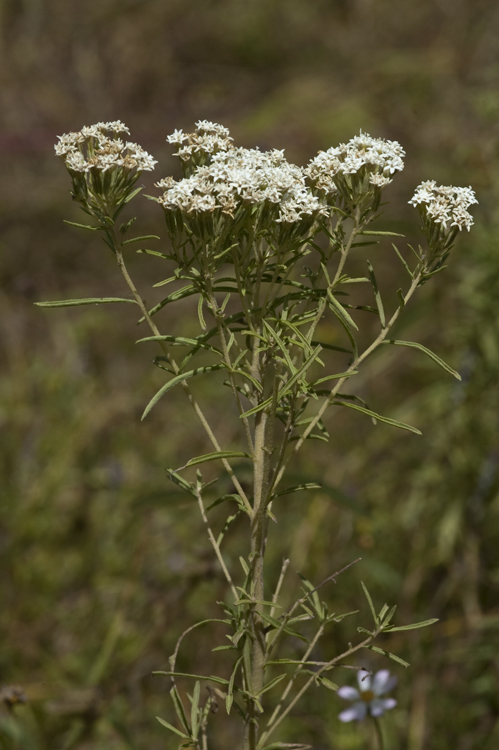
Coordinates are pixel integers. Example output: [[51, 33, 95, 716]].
[[372, 716, 385, 750]]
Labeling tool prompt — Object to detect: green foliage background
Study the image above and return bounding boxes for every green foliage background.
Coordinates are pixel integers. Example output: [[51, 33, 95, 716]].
[[1, 1, 499, 748]]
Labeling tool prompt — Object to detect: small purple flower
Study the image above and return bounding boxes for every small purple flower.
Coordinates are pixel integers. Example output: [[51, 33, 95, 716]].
[[337, 669, 397, 722]]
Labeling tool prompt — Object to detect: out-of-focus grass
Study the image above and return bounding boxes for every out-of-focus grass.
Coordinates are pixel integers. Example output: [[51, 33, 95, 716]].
[[1, 1, 499, 748]]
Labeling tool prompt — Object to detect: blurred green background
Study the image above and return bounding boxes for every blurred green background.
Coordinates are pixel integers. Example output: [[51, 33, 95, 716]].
[[1, 1, 499, 748]]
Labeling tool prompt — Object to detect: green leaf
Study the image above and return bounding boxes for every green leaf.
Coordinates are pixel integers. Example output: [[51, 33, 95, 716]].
[[180, 451, 251, 469], [333, 400, 422, 435], [63, 220, 100, 231], [190, 681, 200, 738], [156, 717, 191, 740], [317, 676, 339, 691], [364, 645, 410, 668], [122, 234, 160, 245], [273, 483, 322, 498], [392, 244, 414, 278], [35, 297, 136, 308], [170, 686, 191, 734], [361, 581, 378, 626], [383, 617, 439, 632], [311, 370, 358, 386], [367, 260, 386, 328], [240, 396, 273, 419], [153, 671, 230, 686], [382, 339, 461, 380], [256, 673, 287, 697], [137, 334, 221, 355], [142, 364, 224, 419], [358, 230, 405, 237], [227, 656, 243, 714], [327, 289, 359, 331]]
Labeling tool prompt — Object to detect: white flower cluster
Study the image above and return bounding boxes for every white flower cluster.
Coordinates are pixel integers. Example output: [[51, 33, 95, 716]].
[[409, 180, 478, 232], [166, 120, 233, 162], [55, 121, 157, 173], [158, 129, 327, 225], [305, 132, 405, 196]]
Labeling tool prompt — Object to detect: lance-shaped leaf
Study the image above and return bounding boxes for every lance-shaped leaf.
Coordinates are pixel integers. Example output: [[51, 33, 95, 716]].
[[383, 617, 439, 632], [122, 234, 160, 245], [367, 260, 386, 328], [382, 339, 461, 380], [190, 681, 201, 738], [156, 717, 191, 740], [63, 220, 101, 231], [327, 289, 359, 331], [178, 451, 251, 470], [226, 656, 243, 714], [358, 230, 405, 237], [272, 483, 322, 498], [35, 297, 136, 308], [364, 645, 410, 668], [170, 686, 191, 735], [137, 334, 221, 355], [332, 400, 422, 435], [142, 364, 224, 419]]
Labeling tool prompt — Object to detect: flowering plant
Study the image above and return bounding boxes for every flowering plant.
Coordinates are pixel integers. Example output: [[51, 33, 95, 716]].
[[41, 119, 477, 750]]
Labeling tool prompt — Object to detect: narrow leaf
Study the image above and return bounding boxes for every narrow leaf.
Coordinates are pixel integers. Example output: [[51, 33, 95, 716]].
[[383, 618, 439, 632], [359, 230, 405, 237], [367, 260, 386, 328], [273, 483, 322, 498], [361, 581, 378, 626], [122, 234, 160, 245], [382, 340, 461, 380], [155, 717, 190, 740], [333, 400, 422, 435], [36, 297, 136, 308], [180, 451, 250, 469], [365, 645, 410, 668], [63, 220, 100, 231], [190, 681, 200, 738], [142, 364, 224, 419], [327, 290, 359, 331]]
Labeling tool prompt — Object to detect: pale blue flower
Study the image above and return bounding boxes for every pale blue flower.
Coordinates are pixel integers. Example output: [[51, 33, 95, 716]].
[[337, 669, 397, 722]]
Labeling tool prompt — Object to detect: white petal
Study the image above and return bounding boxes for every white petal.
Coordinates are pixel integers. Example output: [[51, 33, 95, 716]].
[[373, 670, 397, 695], [338, 702, 367, 722], [337, 686, 360, 701], [370, 698, 397, 717], [357, 669, 372, 690]]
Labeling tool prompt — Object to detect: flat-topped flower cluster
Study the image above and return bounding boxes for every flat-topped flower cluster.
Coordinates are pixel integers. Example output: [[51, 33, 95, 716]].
[[305, 132, 406, 196], [156, 140, 326, 225], [409, 180, 478, 232], [55, 121, 157, 174]]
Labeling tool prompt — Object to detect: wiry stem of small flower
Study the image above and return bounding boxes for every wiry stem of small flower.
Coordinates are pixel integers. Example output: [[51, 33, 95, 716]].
[[258, 626, 383, 749], [372, 716, 385, 750]]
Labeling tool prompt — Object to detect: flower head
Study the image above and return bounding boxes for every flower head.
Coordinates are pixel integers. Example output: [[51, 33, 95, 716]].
[[305, 132, 405, 201], [158, 123, 327, 244], [54, 121, 157, 222], [409, 180, 477, 232], [337, 669, 397, 722]]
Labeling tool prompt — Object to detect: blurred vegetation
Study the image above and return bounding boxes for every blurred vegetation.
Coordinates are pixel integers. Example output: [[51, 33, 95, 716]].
[[1, 0, 499, 748]]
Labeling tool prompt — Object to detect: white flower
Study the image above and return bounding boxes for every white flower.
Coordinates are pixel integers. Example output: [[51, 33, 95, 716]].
[[337, 669, 397, 722], [54, 123, 157, 173], [409, 180, 478, 232], [305, 132, 405, 197], [158, 130, 327, 226]]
